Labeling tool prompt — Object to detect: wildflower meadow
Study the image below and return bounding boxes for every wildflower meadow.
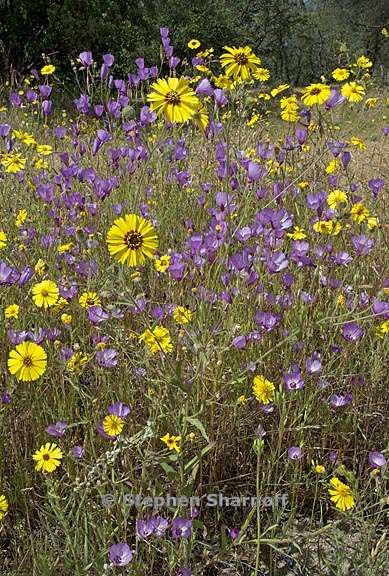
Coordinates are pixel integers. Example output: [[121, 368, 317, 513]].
[[0, 16, 388, 576]]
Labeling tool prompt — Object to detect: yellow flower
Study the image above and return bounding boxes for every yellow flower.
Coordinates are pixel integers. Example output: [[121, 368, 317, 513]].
[[270, 84, 290, 97], [107, 213, 158, 267], [313, 220, 335, 234], [57, 242, 73, 253], [15, 209, 27, 227], [220, 46, 261, 81], [34, 259, 46, 275], [325, 159, 339, 174], [238, 394, 248, 406], [0, 230, 7, 249], [173, 306, 192, 324], [1, 152, 26, 173], [147, 77, 200, 123], [327, 189, 348, 210], [350, 137, 366, 150], [40, 64, 56, 75], [253, 67, 270, 82], [79, 291, 101, 308], [33, 443, 63, 473], [351, 203, 369, 223], [61, 313, 72, 325], [155, 254, 171, 272], [5, 304, 20, 319], [103, 414, 124, 437], [192, 106, 209, 131], [337, 294, 346, 306], [381, 27, 389, 38], [139, 325, 173, 354], [367, 216, 378, 230], [0, 495, 8, 521], [67, 352, 88, 373], [332, 68, 350, 81], [160, 433, 181, 453], [8, 341, 47, 382], [328, 477, 355, 511], [356, 55, 372, 69], [365, 97, 378, 108], [301, 83, 331, 106], [287, 226, 307, 240], [34, 158, 48, 170], [32, 280, 59, 308], [281, 107, 299, 122], [247, 113, 261, 127], [188, 39, 201, 50], [314, 464, 326, 474], [252, 375, 275, 405], [341, 82, 365, 103], [36, 144, 53, 156]]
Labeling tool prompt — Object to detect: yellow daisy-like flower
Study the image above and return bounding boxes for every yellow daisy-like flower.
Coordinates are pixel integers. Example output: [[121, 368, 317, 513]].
[[173, 306, 192, 324], [350, 137, 366, 150], [220, 46, 261, 81], [252, 375, 275, 405], [367, 216, 378, 230], [5, 304, 20, 319], [1, 152, 26, 174], [351, 203, 369, 223], [34, 158, 48, 170], [103, 414, 124, 437], [188, 39, 201, 50], [34, 259, 45, 275], [325, 159, 339, 174], [61, 313, 72, 325], [314, 464, 326, 475], [8, 341, 47, 382], [0, 495, 9, 520], [0, 230, 7, 249], [328, 477, 355, 511], [327, 189, 348, 210], [15, 209, 27, 227], [79, 291, 101, 308], [192, 106, 209, 131], [332, 68, 350, 81], [36, 144, 53, 156], [287, 226, 307, 240], [341, 82, 365, 103], [67, 352, 88, 373], [356, 55, 372, 69], [270, 84, 290, 97], [139, 325, 173, 354], [33, 443, 63, 473], [32, 280, 59, 308], [160, 433, 181, 453], [155, 254, 171, 273], [106, 213, 158, 267], [253, 67, 270, 82], [147, 77, 200, 123], [301, 83, 331, 106], [40, 64, 56, 75]]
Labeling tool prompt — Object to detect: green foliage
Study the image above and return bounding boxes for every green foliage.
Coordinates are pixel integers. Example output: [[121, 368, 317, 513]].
[[0, 0, 388, 83]]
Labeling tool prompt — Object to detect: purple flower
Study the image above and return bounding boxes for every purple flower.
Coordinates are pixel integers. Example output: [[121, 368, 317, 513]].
[[108, 402, 130, 419], [368, 451, 387, 469], [79, 51, 93, 67], [329, 393, 352, 408], [71, 445, 85, 459], [108, 542, 133, 566], [351, 234, 374, 256], [42, 100, 53, 115], [287, 446, 303, 460], [368, 178, 384, 199], [247, 161, 267, 182], [214, 88, 228, 106], [254, 310, 282, 332], [284, 364, 304, 391], [178, 568, 192, 576], [88, 306, 109, 325], [229, 527, 240, 540], [196, 78, 213, 96], [341, 322, 364, 342], [306, 352, 322, 374], [136, 518, 157, 539], [171, 517, 192, 539], [46, 421, 68, 437], [325, 89, 345, 109], [1, 391, 12, 404], [96, 348, 118, 369]]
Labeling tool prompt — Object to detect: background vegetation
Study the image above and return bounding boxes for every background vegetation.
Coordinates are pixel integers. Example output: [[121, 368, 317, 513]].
[[1, 0, 389, 84]]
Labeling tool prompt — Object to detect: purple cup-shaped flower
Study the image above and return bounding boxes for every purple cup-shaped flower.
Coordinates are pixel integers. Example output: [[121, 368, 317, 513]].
[[368, 451, 387, 468], [71, 445, 85, 459], [288, 446, 303, 460], [108, 542, 133, 566], [46, 421, 68, 437], [171, 517, 192, 539], [341, 322, 364, 342]]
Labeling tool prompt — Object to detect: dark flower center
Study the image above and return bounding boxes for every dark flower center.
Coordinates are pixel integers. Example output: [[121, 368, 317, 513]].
[[310, 88, 322, 95], [86, 298, 96, 306], [41, 289, 49, 297], [43, 453, 50, 461], [23, 356, 33, 367], [124, 231, 143, 250], [235, 53, 249, 65], [165, 90, 181, 105]]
